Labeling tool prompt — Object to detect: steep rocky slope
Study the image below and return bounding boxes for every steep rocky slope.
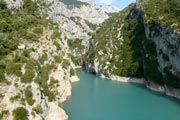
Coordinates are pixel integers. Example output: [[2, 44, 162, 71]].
[[85, 0, 180, 96], [38, 0, 119, 65], [0, 0, 74, 119], [42, 0, 119, 43], [0, 0, 119, 119], [1, 0, 180, 119]]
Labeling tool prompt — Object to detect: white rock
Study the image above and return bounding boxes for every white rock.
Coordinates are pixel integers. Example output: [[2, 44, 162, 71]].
[[5, 0, 23, 10], [45, 103, 68, 120], [17, 44, 26, 50], [70, 76, 80, 82]]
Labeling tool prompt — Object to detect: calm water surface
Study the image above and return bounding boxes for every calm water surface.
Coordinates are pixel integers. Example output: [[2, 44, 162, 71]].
[[63, 69, 180, 120]]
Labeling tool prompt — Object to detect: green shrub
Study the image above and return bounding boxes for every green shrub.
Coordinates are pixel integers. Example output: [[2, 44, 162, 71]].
[[10, 93, 21, 102], [31, 111, 35, 118], [20, 98, 26, 105], [67, 39, 84, 50], [32, 105, 42, 114], [0, 110, 9, 119], [0, 61, 6, 69], [13, 107, 28, 120], [21, 69, 35, 83], [53, 41, 61, 50], [70, 68, 75, 77], [39, 53, 47, 64], [164, 68, 180, 88], [0, 0, 7, 10], [24, 33, 39, 41], [0, 93, 4, 99], [84, 20, 97, 30], [54, 56, 62, 63], [35, 64, 56, 102], [6, 62, 22, 77], [0, 68, 5, 83], [49, 77, 59, 88], [62, 59, 70, 69], [25, 59, 36, 70], [24, 0, 39, 16], [70, 54, 82, 66], [24, 86, 35, 106], [58, 101, 62, 107], [51, 30, 61, 39], [33, 27, 43, 34], [13, 56, 27, 63], [47, 91, 56, 102], [22, 49, 31, 58]]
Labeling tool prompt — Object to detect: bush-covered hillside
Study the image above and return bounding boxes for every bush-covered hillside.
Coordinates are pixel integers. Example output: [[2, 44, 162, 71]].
[[85, 0, 180, 88], [0, 0, 75, 119], [138, 0, 180, 30]]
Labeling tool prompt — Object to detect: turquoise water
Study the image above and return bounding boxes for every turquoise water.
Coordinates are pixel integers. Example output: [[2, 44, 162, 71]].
[[63, 69, 180, 120]]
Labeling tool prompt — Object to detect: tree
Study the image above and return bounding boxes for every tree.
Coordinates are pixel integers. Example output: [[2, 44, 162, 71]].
[[0, 0, 6, 10], [13, 107, 28, 120], [168, 0, 180, 16]]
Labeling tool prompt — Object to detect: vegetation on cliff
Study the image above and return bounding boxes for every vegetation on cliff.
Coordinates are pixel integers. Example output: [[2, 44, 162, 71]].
[[85, 0, 180, 88], [0, 0, 74, 119]]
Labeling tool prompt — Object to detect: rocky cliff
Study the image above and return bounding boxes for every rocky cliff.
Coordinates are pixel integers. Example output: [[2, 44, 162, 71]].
[[0, 0, 118, 119], [1, 0, 180, 119], [84, 0, 180, 93], [39, 0, 119, 66]]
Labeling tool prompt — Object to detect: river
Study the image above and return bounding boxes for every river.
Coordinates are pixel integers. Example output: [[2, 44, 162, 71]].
[[63, 69, 180, 120]]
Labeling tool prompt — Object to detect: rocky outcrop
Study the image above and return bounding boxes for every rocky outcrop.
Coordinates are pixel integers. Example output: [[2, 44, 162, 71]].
[[45, 103, 68, 120], [146, 82, 180, 99], [4, 0, 23, 10], [100, 74, 146, 84]]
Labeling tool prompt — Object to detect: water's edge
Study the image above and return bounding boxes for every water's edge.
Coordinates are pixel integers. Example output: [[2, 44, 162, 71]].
[[63, 69, 180, 120], [99, 73, 180, 99]]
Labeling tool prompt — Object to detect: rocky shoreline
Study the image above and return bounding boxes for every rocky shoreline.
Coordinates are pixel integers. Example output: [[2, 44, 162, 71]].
[[59, 75, 80, 120], [99, 74, 180, 100]]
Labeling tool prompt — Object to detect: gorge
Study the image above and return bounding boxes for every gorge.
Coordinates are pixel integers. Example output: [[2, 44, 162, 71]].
[[0, 0, 180, 120]]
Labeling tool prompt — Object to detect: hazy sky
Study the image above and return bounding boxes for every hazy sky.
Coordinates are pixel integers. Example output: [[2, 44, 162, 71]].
[[92, 0, 136, 9]]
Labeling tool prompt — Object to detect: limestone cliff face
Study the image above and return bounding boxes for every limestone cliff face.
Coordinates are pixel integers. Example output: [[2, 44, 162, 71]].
[[137, 0, 180, 88], [85, 0, 180, 90], [0, 0, 119, 119], [40, 0, 119, 43], [38, 0, 119, 66], [143, 18, 180, 87]]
